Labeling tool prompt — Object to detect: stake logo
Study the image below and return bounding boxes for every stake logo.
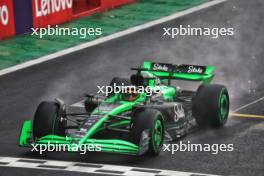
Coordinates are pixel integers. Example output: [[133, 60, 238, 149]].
[[35, 0, 73, 17], [188, 66, 203, 74], [0, 4, 9, 26], [152, 63, 169, 71]]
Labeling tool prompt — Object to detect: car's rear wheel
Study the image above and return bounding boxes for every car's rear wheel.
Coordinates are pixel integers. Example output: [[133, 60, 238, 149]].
[[131, 109, 164, 156], [193, 84, 229, 127], [33, 101, 66, 139]]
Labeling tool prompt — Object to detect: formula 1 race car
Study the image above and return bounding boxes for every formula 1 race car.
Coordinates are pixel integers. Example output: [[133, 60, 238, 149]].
[[19, 61, 229, 156]]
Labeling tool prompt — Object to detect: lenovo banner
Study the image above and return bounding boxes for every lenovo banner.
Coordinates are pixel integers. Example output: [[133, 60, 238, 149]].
[[0, 0, 15, 39], [32, 0, 73, 28]]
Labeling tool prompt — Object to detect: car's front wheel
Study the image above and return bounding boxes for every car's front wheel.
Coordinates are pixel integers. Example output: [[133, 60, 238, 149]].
[[131, 109, 164, 156], [33, 101, 66, 139]]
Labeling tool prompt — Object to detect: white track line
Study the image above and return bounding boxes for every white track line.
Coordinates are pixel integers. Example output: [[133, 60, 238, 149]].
[[0, 0, 227, 77], [232, 96, 264, 113], [0, 156, 220, 176]]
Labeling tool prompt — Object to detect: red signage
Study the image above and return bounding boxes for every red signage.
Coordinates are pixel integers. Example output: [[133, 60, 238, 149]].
[[32, 0, 73, 28], [0, 0, 15, 39], [101, 0, 135, 9]]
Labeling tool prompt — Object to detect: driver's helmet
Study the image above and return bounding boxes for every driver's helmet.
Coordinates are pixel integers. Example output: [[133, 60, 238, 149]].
[[123, 87, 139, 101]]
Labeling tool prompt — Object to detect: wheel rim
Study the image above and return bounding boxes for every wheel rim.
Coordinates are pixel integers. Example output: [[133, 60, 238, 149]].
[[152, 119, 163, 150], [219, 93, 228, 120]]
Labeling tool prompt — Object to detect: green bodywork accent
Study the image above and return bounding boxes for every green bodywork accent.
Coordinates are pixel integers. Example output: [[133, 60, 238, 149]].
[[219, 90, 228, 120], [37, 135, 139, 154], [95, 120, 130, 133], [152, 119, 163, 151], [159, 86, 176, 101], [143, 60, 152, 69], [78, 103, 134, 145], [37, 135, 73, 145], [85, 139, 138, 154], [19, 120, 32, 146]]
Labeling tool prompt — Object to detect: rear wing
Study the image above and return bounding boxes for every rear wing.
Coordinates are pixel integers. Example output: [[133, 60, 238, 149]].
[[132, 61, 215, 83]]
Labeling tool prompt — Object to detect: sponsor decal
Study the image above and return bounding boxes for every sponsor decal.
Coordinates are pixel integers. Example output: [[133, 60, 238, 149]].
[[187, 65, 204, 74], [34, 0, 73, 17], [177, 65, 206, 74], [0, 0, 15, 39], [173, 103, 185, 122], [151, 63, 206, 74], [0, 4, 8, 26], [152, 63, 169, 71], [32, 0, 73, 28]]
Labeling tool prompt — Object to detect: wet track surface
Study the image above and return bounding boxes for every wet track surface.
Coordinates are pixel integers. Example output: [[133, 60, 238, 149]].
[[0, 0, 264, 175]]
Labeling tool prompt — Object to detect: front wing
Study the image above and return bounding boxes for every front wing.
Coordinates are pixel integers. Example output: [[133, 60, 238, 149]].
[[19, 120, 149, 155]]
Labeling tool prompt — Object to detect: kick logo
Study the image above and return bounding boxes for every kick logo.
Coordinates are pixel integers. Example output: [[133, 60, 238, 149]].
[[0, 4, 9, 26], [173, 103, 185, 122], [35, 0, 73, 17]]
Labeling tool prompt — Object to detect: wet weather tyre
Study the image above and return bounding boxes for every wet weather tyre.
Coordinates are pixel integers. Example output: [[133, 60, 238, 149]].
[[193, 84, 229, 127], [131, 109, 164, 156], [33, 101, 65, 139]]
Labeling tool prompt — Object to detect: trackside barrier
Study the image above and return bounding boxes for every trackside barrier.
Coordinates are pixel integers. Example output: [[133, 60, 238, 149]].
[[0, 0, 15, 39], [72, 0, 101, 18], [101, 0, 135, 9], [31, 0, 73, 28], [0, 0, 135, 39], [13, 0, 33, 35], [72, 0, 136, 19]]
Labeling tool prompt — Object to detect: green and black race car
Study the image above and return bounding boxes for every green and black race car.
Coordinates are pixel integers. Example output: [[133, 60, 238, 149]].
[[19, 61, 229, 156]]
